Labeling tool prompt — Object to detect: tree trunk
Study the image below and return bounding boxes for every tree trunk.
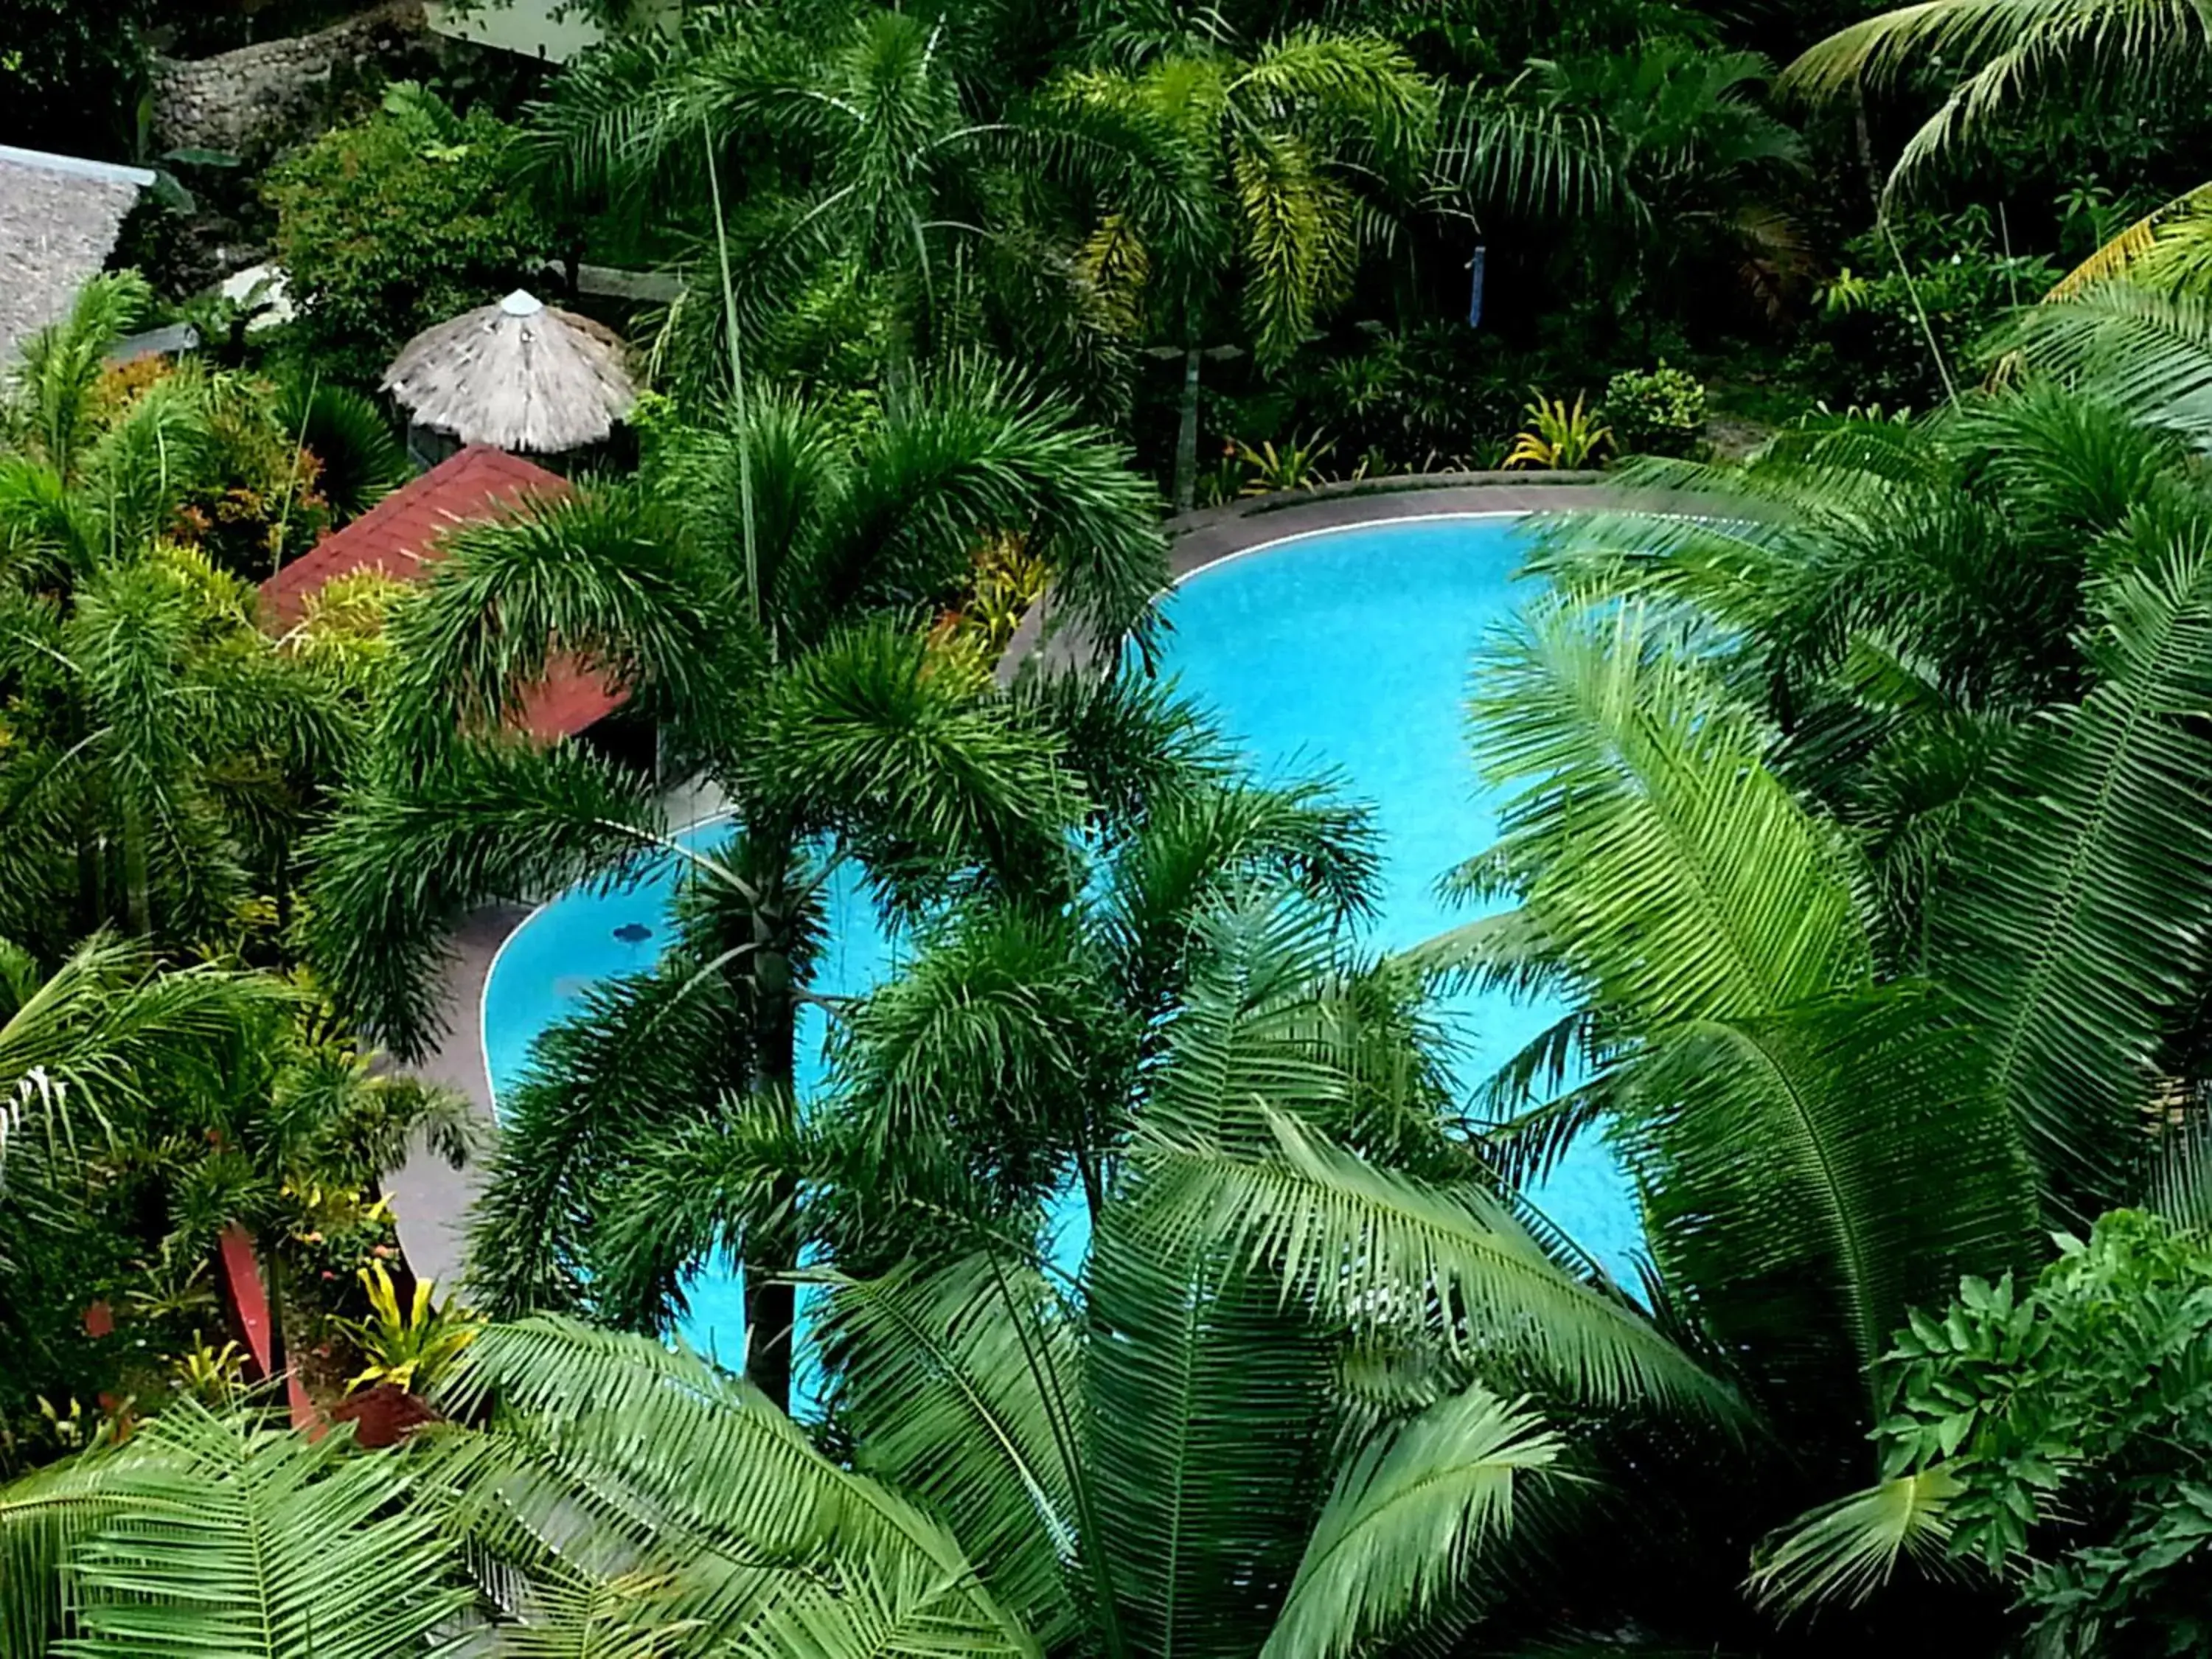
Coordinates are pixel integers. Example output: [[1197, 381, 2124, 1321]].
[[121, 797, 151, 938], [1853, 86, 1884, 218], [742, 845, 801, 1418], [1173, 343, 1202, 514]]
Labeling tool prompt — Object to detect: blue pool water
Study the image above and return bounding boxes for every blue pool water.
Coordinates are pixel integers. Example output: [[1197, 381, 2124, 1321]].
[[479, 513, 1641, 1387]]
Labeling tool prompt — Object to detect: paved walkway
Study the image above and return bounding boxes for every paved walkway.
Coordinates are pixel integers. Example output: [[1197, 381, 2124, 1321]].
[[385, 476, 1632, 1287]]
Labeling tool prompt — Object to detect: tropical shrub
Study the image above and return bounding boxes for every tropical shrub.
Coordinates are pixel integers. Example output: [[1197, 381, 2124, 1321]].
[[1603, 363, 1707, 456], [1792, 215, 2057, 409], [1504, 391, 1610, 469], [337, 1261, 481, 1394], [1761, 1210, 2212, 1650], [1235, 431, 1335, 494], [265, 85, 549, 388]]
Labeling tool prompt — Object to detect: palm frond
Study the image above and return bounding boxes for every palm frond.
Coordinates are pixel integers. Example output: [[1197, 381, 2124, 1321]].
[[302, 737, 667, 1060], [1930, 522, 2212, 1205], [465, 960, 748, 1321], [1085, 1182, 1338, 1659], [1470, 602, 1868, 1028], [1624, 987, 2037, 1405], [268, 378, 411, 523], [2006, 285, 2212, 442], [818, 1254, 1086, 1644], [1, 1402, 470, 1659], [1747, 1468, 1964, 1615], [1784, 0, 2211, 182], [2048, 178, 2212, 298], [815, 364, 1167, 659], [753, 623, 1085, 915], [1260, 1383, 1569, 1659], [389, 486, 752, 737], [1135, 1106, 1739, 1418], [2145, 1110, 2212, 1232], [431, 1316, 1040, 1659]]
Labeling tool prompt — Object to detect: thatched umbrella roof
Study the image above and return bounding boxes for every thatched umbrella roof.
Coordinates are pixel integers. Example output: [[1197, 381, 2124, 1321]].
[[382, 290, 638, 454]]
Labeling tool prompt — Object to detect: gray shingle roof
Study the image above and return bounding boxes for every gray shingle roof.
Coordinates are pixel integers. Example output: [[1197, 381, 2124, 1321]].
[[0, 146, 154, 366]]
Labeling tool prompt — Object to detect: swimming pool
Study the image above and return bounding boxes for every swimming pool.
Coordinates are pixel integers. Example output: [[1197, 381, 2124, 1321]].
[[479, 512, 1642, 1383]]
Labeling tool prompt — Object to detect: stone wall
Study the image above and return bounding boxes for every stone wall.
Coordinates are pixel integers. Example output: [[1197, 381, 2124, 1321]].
[[151, 1, 429, 158]]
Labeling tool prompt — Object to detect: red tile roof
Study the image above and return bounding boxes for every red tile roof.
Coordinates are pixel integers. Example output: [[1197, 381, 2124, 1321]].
[[261, 445, 626, 740]]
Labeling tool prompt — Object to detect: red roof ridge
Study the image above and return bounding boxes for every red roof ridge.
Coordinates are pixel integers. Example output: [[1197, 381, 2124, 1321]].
[[260, 445, 625, 740]]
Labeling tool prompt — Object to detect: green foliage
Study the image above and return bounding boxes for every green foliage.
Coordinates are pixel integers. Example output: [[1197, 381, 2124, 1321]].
[[335, 1260, 481, 1393], [815, 890, 1725, 1659], [0, 1402, 470, 1659], [1784, 1213, 2212, 1651], [1792, 215, 2056, 409], [1602, 362, 1708, 456], [1787, 0, 2211, 187], [1234, 431, 1335, 493], [0, 1319, 1039, 1659], [265, 88, 550, 388], [1503, 391, 1610, 468], [1448, 40, 1808, 325], [0, 0, 150, 153]]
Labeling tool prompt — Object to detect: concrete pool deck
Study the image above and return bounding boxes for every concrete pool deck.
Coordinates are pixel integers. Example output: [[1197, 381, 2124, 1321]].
[[383, 475, 1632, 1287]]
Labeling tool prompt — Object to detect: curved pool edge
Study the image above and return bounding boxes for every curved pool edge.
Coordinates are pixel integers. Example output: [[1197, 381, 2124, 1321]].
[[385, 478, 1644, 1290], [1000, 477, 1653, 681]]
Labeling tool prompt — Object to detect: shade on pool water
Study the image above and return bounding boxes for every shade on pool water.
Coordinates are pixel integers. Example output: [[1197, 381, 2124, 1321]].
[[480, 512, 1642, 1397]]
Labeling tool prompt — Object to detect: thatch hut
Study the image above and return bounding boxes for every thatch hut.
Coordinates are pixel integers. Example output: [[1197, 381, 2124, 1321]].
[[382, 290, 638, 458]]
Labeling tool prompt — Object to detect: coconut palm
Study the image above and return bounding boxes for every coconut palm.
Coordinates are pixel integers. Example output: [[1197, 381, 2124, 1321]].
[[1785, 0, 2208, 188], [305, 364, 1165, 1411], [1040, 21, 1436, 506]]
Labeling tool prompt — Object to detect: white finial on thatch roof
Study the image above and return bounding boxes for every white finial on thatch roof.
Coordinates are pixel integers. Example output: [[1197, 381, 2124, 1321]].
[[382, 289, 638, 454]]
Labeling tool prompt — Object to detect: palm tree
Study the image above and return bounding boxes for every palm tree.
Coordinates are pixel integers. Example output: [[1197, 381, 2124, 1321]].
[[305, 366, 1165, 1411], [1041, 19, 1436, 507], [530, 5, 1119, 408], [1785, 0, 2207, 194], [0, 891, 1730, 1659], [0, 275, 222, 585], [0, 1321, 1034, 1659], [1447, 383, 2212, 1622], [474, 678, 1382, 1330], [0, 537, 362, 957], [810, 890, 1737, 1659], [1449, 42, 1808, 330]]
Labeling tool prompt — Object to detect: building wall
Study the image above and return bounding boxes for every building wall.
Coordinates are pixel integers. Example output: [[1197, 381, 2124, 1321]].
[[150, 1, 430, 156]]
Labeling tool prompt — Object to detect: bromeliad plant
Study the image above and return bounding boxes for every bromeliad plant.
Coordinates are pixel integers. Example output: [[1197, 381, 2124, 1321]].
[[337, 1261, 481, 1395], [1503, 391, 1610, 469]]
